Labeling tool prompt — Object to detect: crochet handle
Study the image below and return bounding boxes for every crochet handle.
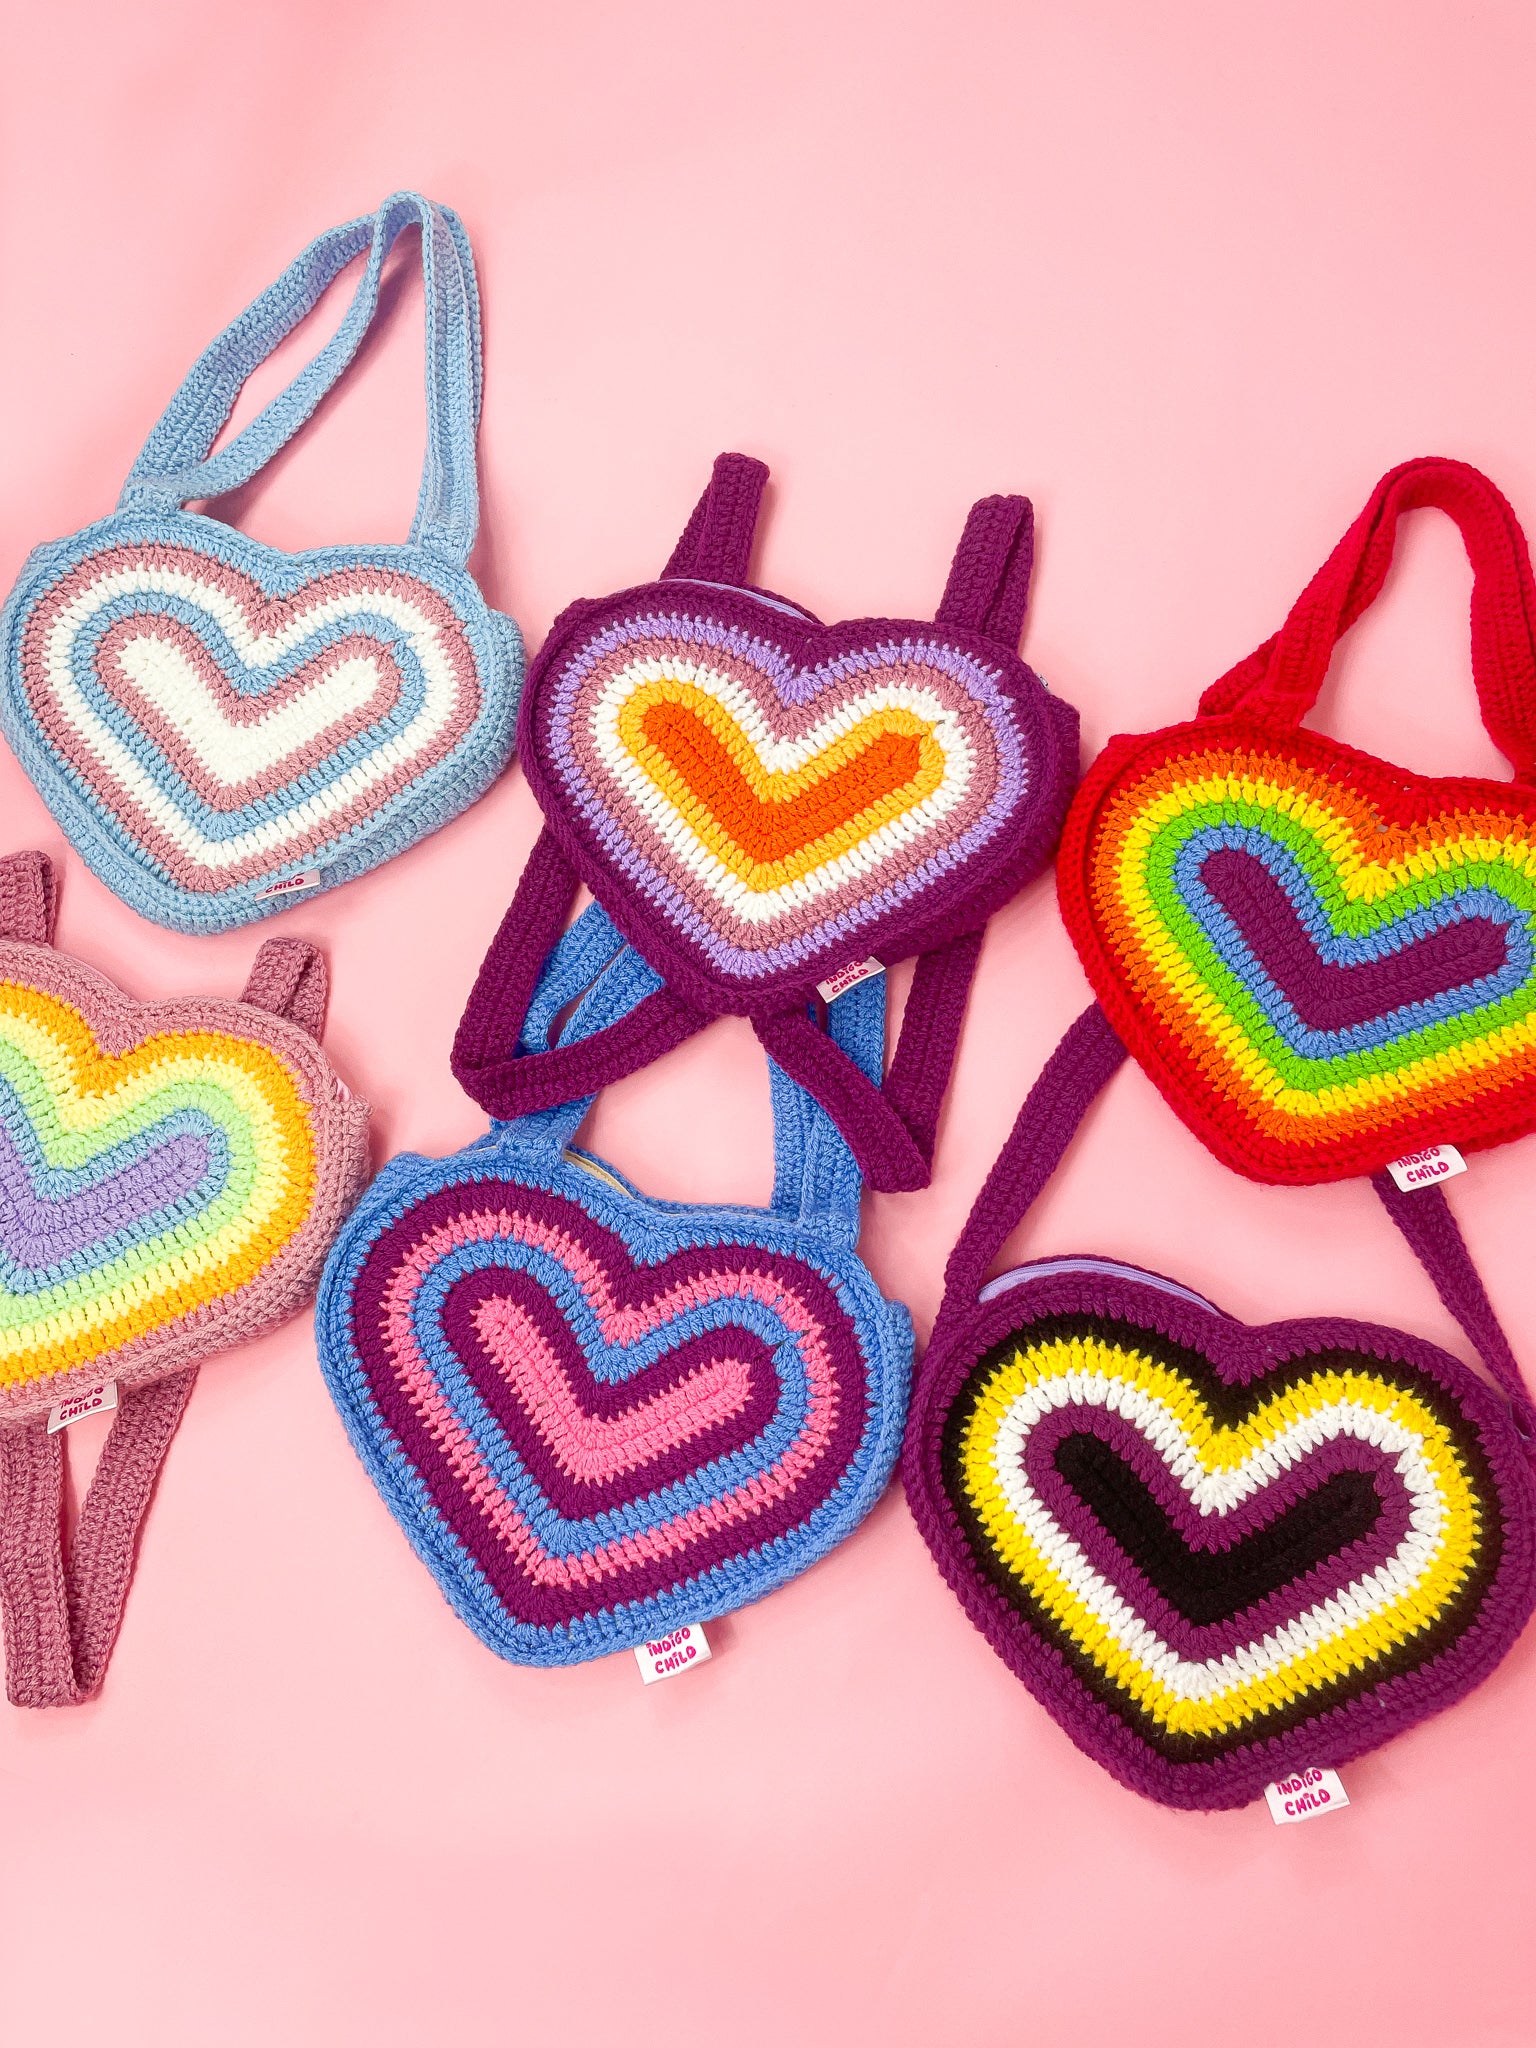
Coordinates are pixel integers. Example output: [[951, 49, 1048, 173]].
[[240, 938, 329, 1040], [1199, 458, 1536, 782], [0, 1370, 198, 1707], [0, 850, 57, 946], [498, 902, 879, 1239], [662, 453, 770, 585], [118, 191, 482, 566], [927, 1002, 1536, 1456]]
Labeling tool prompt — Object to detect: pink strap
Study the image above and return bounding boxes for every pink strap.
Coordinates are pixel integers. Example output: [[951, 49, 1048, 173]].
[[1199, 458, 1536, 781], [241, 938, 328, 1038], [0, 850, 58, 945], [0, 1372, 197, 1707], [662, 453, 769, 584]]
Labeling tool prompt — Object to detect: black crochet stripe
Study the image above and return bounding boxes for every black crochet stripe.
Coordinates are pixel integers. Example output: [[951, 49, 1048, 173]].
[[939, 1311, 1506, 1764]]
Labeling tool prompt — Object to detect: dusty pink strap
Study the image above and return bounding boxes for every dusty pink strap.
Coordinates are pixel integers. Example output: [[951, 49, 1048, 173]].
[[0, 1371, 198, 1707], [662, 453, 769, 585], [0, 851, 58, 945], [451, 828, 709, 1116], [241, 938, 328, 1038]]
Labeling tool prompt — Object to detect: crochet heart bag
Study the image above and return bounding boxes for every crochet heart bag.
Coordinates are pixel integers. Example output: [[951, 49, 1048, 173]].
[[905, 460, 1536, 1808], [0, 192, 523, 933], [318, 903, 912, 1666], [455, 453, 1079, 1192], [0, 852, 369, 1706]]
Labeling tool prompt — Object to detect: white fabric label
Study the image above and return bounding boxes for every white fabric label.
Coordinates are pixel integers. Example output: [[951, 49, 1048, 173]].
[[815, 959, 884, 1003], [1264, 1768, 1350, 1824], [254, 869, 322, 902], [634, 1623, 712, 1684], [47, 1381, 119, 1434], [1386, 1144, 1468, 1192]]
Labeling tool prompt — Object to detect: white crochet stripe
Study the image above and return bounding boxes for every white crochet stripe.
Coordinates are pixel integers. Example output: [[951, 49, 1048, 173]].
[[585, 655, 983, 924], [985, 1371, 1451, 1706], [38, 564, 466, 870], [115, 639, 385, 783]]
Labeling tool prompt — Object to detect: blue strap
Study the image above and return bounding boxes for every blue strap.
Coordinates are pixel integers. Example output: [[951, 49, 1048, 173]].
[[503, 906, 876, 1242], [117, 191, 481, 566]]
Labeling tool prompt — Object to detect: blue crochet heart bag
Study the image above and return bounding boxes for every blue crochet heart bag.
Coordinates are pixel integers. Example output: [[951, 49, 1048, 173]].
[[0, 191, 523, 932], [315, 904, 913, 1666]]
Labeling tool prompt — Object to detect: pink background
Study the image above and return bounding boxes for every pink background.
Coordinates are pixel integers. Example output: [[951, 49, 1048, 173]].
[[3, 4, 1535, 2042]]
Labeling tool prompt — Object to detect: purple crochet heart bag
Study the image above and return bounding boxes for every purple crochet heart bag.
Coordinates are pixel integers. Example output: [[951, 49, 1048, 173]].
[[452, 453, 1079, 1193], [904, 1007, 1536, 1810]]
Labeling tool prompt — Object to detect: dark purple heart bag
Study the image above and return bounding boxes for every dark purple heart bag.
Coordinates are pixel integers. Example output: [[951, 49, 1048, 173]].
[[904, 1007, 1536, 1810], [451, 454, 1080, 1192]]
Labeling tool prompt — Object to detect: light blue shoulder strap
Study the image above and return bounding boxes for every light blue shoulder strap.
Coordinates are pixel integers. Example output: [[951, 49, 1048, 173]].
[[503, 905, 877, 1246], [117, 191, 481, 566]]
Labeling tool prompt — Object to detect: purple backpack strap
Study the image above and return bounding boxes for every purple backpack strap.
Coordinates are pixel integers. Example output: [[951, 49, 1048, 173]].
[[927, 1000, 1536, 1455], [753, 495, 1038, 1192], [451, 456, 773, 1118]]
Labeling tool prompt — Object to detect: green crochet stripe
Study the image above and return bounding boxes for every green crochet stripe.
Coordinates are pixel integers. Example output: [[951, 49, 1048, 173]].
[[1128, 795, 1536, 1097]]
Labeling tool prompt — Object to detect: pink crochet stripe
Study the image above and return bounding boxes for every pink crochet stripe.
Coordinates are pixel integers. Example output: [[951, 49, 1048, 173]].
[[377, 1207, 839, 1588], [472, 1294, 754, 1485]]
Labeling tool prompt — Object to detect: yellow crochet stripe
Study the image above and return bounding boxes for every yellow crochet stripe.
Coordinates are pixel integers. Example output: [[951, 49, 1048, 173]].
[[1108, 763, 1536, 1119], [614, 677, 948, 891], [959, 1332, 1482, 1738], [0, 984, 317, 1382]]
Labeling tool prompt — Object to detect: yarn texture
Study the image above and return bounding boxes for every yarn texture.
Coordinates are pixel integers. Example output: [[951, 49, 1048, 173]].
[[318, 904, 912, 1666], [904, 1004, 1536, 1810], [0, 193, 523, 933], [0, 850, 369, 1704], [1060, 458, 1536, 1183], [456, 455, 1078, 1194]]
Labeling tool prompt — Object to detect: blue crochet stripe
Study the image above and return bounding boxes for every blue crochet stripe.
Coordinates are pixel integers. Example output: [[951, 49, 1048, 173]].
[[1175, 822, 1536, 1058], [62, 588, 435, 837], [0, 514, 524, 933]]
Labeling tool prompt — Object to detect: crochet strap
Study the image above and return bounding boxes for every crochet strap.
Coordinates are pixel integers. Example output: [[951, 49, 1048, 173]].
[[451, 829, 710, 1115], [1199, 458, 1536, 781], [936, 494, 1035, 652], [487, 900, 878, 1238], [0, 851, 57, 946], [118, 191, 482, 566], [662, 453, 770, 586], [928, 1001, 1536, 1457], [240, 938, 328, 1040], [0, 1371, 198, 1707]]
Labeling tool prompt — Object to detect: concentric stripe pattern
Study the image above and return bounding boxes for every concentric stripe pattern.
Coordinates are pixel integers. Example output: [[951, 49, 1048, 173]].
[[0, 979, 318, 1387], [534, 608, 1035, 982], [1070, 725, 1536, 1178]]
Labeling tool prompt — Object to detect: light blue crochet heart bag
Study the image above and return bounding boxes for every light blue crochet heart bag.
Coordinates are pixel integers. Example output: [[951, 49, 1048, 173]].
[[315, 903, 913, 1666], [0, 191, 522, 933]]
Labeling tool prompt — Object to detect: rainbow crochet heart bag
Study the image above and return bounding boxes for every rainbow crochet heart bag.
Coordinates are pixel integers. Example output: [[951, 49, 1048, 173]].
[[453, 454, 1078, 1194], [0, 192, 523, 933], [0, 851, 370, 1705], [318, 903, 912, 1666], [905, 461, 1536, 1807]]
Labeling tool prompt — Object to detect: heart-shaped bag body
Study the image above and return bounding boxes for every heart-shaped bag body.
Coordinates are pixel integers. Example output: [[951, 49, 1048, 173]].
[[1060, 459, 1536, 1184], [905, 1007, 1536, 1809], [319, 903, 912, 1665], [453, 454, 1079, 1194], [0, 193, 523, 934], [0, 850, 370, 1705]]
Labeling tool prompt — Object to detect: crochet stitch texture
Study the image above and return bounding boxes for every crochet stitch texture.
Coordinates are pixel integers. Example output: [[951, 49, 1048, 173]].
[[458, 455, 1078, 1193], [904, 1006, 1536, 1810], [1059, 458, 1536, 1183], [0, 193, 523, 933], [0, 850, 369, 1704], [319, 905, 912, 1665]]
